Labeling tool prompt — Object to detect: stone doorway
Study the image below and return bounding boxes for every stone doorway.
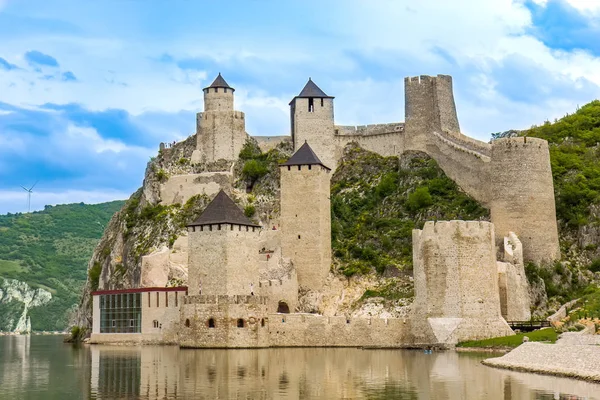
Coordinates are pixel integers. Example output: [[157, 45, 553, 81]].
[[277, 301, 290, 314]]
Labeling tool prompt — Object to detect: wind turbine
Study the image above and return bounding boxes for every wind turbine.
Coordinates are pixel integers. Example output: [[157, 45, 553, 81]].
[[20, 180, 38, 213]]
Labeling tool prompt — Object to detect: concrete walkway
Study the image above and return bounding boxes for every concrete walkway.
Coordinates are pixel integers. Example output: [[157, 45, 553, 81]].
[[483, 342, 600, 382]]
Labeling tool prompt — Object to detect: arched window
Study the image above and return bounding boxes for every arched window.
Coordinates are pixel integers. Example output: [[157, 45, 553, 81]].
[[277, 301, 290, 314], [208, 318, 215, 328], [237, 318, 245, 328], [185, 319, 190, 328]]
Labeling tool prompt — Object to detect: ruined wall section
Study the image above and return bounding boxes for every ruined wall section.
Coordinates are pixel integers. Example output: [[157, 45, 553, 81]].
[[187, 225, 261, 297], [280, 164, 332, 291], [159, 172, 232, 206], [497, 232, 531, 321], [490, 137, 560, 263], [411, 221, 513, 345]]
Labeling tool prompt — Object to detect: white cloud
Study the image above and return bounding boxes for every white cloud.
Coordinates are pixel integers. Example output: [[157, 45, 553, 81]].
[[0, 189, 129, 214]]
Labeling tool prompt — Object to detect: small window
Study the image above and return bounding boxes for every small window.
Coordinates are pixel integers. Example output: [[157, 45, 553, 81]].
[[156, 292, 159, 307], [346, 319, 350, 324], [298, 235, 301, 239], [208, 318, 215, 328], [165, 292, 168, 307], [185, 319, 190, 328], [112, 320, 116, 328], [214, 88, 218, 93], [237, 319, 245, 328], [321, 98, 324, 107], [261, 318, 265, 327], [175, 292, 178, 307], [148, 292, 151, 307], [308, 165, 311, 170], [153, 320, 159, 328], [308, 97, 314, 112], [298, 166, 301, 171], [130, 319, 135, 327], [218, 224, 221, 230], [287, 166, 290, 171]]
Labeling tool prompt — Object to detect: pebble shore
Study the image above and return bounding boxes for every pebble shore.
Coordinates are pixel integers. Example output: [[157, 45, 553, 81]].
[[483, 342, 600, 382]]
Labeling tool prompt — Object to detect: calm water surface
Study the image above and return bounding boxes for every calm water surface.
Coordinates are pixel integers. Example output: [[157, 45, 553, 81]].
[[1, 335, 599, 399]]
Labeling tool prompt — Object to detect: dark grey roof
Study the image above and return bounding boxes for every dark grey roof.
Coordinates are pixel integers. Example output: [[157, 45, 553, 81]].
[[295, 78, 333, 98], [281, 141, 330, 170], [187, 190, 259, 227], [204, 73, 234, 91]]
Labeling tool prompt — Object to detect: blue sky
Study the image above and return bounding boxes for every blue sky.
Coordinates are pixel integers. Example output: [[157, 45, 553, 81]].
[[1, 0, 600, 213]]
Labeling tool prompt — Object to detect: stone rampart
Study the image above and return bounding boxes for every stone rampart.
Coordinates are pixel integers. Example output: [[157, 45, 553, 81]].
[[335, 123, 404, 136], [490, 137, 560, 263], [259, 271, 298, 313], [411, 221, 514, 345], [268, 314, 410, 347], [159, 172, 231, 206], [179, 299, 269, 348]]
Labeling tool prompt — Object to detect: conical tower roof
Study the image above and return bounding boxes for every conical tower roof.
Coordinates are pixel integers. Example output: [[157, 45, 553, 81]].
[[296, 78, 332, 98], [204, 73, 234, 92], [187, 190, 259, 227], [281, 141, 330, 170]]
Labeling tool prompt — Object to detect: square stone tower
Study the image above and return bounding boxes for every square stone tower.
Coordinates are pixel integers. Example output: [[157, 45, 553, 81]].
[[186, 190, 261, 296], [280, 142, 332, 291], [289, 78, 337, 170], [192, 73, 247, 163]]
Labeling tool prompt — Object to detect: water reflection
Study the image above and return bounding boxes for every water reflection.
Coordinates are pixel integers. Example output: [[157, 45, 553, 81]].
[[1, 336, 599, 400], [88, 345, 600, 400]]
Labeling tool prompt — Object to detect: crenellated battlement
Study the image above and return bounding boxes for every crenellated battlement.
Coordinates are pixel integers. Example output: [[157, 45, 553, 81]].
[[423, 220, 493, 237], [335, 123, 404, 137], [491, 136, 548, 150], [183, 294, 268, 305]]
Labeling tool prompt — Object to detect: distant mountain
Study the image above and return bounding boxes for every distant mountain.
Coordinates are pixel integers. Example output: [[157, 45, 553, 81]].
[[0, 201, 125, 331]]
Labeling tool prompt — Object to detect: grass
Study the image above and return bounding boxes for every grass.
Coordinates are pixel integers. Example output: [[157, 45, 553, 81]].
[[0, 259, 26, 274], [457, 328, 558, 348]]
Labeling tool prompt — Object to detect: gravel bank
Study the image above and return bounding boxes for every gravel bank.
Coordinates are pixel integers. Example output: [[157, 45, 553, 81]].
[[483, 342, 600, 382]]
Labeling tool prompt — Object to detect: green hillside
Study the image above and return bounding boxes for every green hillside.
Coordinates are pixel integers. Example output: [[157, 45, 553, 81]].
[[0, 201, 124, 331]]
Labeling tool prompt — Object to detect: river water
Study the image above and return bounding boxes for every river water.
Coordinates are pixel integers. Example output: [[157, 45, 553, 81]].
[[1, 336, 599, 399]]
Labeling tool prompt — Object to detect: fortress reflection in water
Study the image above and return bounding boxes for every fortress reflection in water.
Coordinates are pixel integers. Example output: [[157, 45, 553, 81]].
[[89, 345, 600, 400]]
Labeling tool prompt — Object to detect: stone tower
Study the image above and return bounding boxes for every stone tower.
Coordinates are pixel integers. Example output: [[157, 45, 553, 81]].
[[490, 137, 560, 263], [404, 74, 460, 149], [192, 73, 247, 163], [186, 190, 261, 296], [280, 142, 332, 291], [289, 78, 337, 170], [411, 221, 514, 345]]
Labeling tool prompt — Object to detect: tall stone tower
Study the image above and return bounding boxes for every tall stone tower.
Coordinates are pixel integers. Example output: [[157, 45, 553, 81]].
[[192, 73, 247, 163], [186, 190, 261, 296], [280, 142, 332, 291], [404, 74, 460, 149], [289, 78, 337, 170]]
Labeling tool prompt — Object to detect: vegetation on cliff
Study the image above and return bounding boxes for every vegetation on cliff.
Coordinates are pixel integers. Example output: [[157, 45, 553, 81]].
[[0, 201, 124, 331], [331, 144, 489, 277]]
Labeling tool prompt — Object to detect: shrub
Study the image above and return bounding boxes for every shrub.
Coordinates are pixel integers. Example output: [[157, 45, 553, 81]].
[[244, 205, 256, 218], [155, 169, 168, 182], [88, 262, 102, 291], [406, 187, 433, 212], [242, 160, 269, 184]]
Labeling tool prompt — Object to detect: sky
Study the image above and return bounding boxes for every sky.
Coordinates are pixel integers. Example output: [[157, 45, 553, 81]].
[[1, 0, 600, 214]]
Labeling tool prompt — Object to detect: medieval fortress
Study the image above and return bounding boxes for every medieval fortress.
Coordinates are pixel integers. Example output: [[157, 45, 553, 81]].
[[90, 73, 559, 348]]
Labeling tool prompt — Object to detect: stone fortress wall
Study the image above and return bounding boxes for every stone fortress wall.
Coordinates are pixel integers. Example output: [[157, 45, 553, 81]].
[[283, 74, 559, 264]]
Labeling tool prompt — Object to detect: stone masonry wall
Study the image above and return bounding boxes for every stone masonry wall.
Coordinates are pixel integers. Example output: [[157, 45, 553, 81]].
[[159, 172, 231, 206], [187, 225, 261, 297], [179, 295, 269, 348], [196, 111, 247, 163], [259, 271, 299, 313], [280, 164, 332, 291], [411, 221, 514, 344]]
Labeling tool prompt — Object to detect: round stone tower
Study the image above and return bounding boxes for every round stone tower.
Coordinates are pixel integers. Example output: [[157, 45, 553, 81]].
[[203, 72, 234, 111], [490, 137, 560, 264]]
